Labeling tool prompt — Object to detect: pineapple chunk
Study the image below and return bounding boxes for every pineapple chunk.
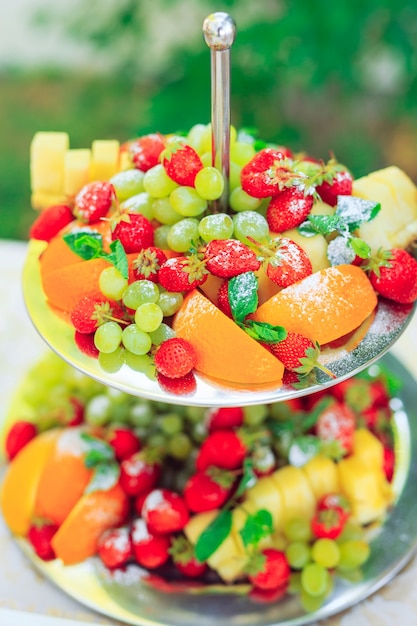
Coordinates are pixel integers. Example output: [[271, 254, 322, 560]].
[[64, 149, 91, 198], [31, 191, 68, 211], [89, 140, 120, 181], [215, 554, 248, 583], [184, 510, 218, 544], [352, 429, 384, 469], [280, 228, 330, 273], [271, 466, 316, 524], [244, 476, 284, 530], [302, 455, 340, 501], [30, 131, 69, 198], [354, 166, 417, 252]]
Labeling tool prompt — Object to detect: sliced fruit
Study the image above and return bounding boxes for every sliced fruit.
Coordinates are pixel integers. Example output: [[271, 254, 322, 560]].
[[302, 455, 340, 501], [251, 265, 377, 345], [244, 476, 284, 531], [352, 429, 384, 469], [30, 132, 69, 197], [279, 229, 330, 273], [271, 465, 316, 524], [172, 289, 284, 385], [64, 148, 92, 198], [89, 139, 120, 181], [0, 429, 60, 536]]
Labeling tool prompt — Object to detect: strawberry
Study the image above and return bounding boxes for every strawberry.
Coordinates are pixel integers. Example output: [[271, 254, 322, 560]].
[[70, 296, 120, 334], [131, 518, 171, 569], [130, 133, 166, 172], [316, 169, 353, 206], [196, 430, 247, 471], [97, 526, 133, 569], [107, 427, 141, 461], [154, 337, 196, 379], [74, 181, 114, 224], [5, 420, 38, 460], [267, 333, 334, 383], [204, 239, 261, 278], [365, 248, 417, 304], [311, 507, 346, 539], [217, 279, 233, 317], [169, 535, 207, 578], [119, 450, 161, 496], [29, 204, 74, 242], [259, 237, 312, 288], [162, 141, 203, 186], [247, 549, 291, 591], [266, 188, 314, 232], [316, 400, 356, 455], [132, 246, 167, 282], [317, 493, 351, 524], [142, 488, 189, 534], [252, 445, 276, 476], [241, 147, 293, 198], [206, 406, 244, 432], [111, 213, 154, 254], [158, 255, 208, 292], [156, 371, 197, 395], [64, 396, 85, 426], [183, 468, 235, 513], [27, 521, 58, 561], [383, 446, 395, 482], [74, 330, 99, 359]]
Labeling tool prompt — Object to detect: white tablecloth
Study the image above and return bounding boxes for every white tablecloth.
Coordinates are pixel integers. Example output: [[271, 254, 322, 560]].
[[2, 239, 417, 626]]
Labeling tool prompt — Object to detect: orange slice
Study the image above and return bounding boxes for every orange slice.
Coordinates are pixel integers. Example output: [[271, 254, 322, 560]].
[[172, 289, 284, 385]]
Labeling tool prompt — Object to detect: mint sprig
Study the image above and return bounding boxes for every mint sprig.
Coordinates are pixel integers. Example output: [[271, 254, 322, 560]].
[[63, 232, 128, 279], [239, 509, 273, 548], [194, 509, 232, 563], [80, 432, 120, 494]]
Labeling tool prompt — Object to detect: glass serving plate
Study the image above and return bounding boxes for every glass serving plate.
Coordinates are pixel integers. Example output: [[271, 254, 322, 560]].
[[12, 352, 417, 626], [23, 240, 416, 407]]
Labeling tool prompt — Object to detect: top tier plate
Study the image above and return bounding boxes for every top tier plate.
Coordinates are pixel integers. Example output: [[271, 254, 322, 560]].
[[22, 240, 415, 407]]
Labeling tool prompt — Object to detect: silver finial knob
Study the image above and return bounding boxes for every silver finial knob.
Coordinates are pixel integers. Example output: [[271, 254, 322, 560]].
[[203, 12, 236, 51]]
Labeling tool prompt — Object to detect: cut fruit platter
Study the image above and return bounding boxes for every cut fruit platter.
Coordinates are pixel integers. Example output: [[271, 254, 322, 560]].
[[3, 10, 417, 626]]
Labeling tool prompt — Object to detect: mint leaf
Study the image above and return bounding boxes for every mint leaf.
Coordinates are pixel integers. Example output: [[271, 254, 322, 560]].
[[228, 272, 258, 322], [81, 433, 116, 468], [64, 232, 103, 260], [106, 239, 129, 279], [288, 435, 321, 467], [194, 509, 232, 563], [243, 320, 287, 343], [239, 509, 273, 548], [336, 196, 381, 231], [350, 237, 371, 259], [84, 461, 120, 494], [235, 458, 257, 498], [305, 214, 347, 236]]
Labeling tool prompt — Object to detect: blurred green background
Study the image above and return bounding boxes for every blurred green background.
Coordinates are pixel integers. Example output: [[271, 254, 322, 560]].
[[2, 0, 417, 240]]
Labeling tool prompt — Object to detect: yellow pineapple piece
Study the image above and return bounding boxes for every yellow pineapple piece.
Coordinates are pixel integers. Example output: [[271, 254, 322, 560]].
[[302, 455, 340, 501], [119, 150, 133, 171], [352, 429, 384, 470], [89, 140, 120, 181], [30, 131, 69, 200], [31, 191, 68, 211], [215, 554, 248, 583], [271, 466, 316, 524], [244, 476, 284, 530], [280, 228, 330, 273], [184, 510, 218, 544], [64, 149, 91, 198], [311, 200, 335, 216]]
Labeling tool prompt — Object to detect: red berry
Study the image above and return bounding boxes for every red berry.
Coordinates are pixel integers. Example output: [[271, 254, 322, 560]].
[[130, 133, 166, 172], [154, 338, 196, 379], [131, 518, 171, 569], [311, 507, 346, 539], [97, 526, 133, 569], [269, 332, 315, 371], [119, 451, 161, 496], [383, 447, 395, 482], [206, 406, 244, 432], [70, 296, 116, 334], [196, 430, 247, 471], [142, 488, 189, 534], [162, 142, 203, 186], [65, 396, 85, 426], [27, 522, 59, 561], [263, 237, 312, 288], [368, 248, 417, 304], [316, 401, 356, 455], [107, 427, 141, 461], [204, 239, 261, 278], [156, 371, 197, 395], [183, 470, 234, 513], [158, 256, 208, 292], [248, 549, 291, 591], [241, 148, 293, 198], [317, 493, 351, 524], [29, 204, 74, 242], [266, 188, 313, 232], [217, 279, 233, 318], [316, 169, 353, 206], [169, 535, 207, 578], [5, 420, 38, 460], [132, 246, 167, 282], [112, 213, 154, 254], [74, 331, 99, 358], [74, 181, 114, 224]]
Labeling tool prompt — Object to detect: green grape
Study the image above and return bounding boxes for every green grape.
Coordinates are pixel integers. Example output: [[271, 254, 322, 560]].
[[106, 386, 129, 405], [167, 218, 200, 252], [110, 169, 145, 200], [152, 197, 182, 225], [199, 125, 213, 153], [200, 152, 212, 167], [243, 404, 268, 426], [311, 538, 340, 569], [97, 345, 125, 372], [120, 192, 154, 221], [85, 394, 113, 426], [94, 321, 123, 353], [233, 210, 269, 245], [194, 167, 225, 200], [122, 279, 160, 309], [159, 412, 183, 435], [99, 267, 128, 300], [337, 540, 370, 571], [336, 521, 364, 543], [285, 541, 311, 569], [230, 141, 256, 166], [185, 406, 207, 422], [154, 224, 171, 249], [147, 433, 168, 450], [284, 517, 312, 542], [157, 291, 183, 317], [123, 350, 154, 375], [300, 588, 327, 613], [135, 302, 163, 333], [300, 562, 329, 597], [287, 572, 302, 594], [129, 401, 154, 427], [191, 421, 208, 443], [198, 213, 234, 242], [229, 161, 242, 191], [121, 324, 152, 355], [186, 123, 208, 153], [229, 187, 262, 212], [144, 164, 178, 197], [150, 322, 176, 346], [167, 432, 193, 460], [170, 186, 207, 217]]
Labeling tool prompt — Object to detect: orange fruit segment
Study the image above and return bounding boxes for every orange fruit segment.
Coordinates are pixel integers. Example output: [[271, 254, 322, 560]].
[[251, 265, 377, 345], [34, 428, 94, 526], [0, 429, 60, 536], [51, 482, 129, 565], [172, 289, 284, 385]]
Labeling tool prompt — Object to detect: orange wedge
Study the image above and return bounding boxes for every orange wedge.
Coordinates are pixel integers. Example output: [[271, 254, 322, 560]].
[[172, 289, 284, 385], [251, 265, 377, 345]]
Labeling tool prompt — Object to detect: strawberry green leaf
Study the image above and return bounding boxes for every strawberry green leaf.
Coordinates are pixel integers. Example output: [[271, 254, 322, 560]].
[[350, 237, 371, 259], [239, 509, 273, 548], [335, 196, 381, 231], [228, 272, 259, 322], [105, 239, 129, 279], [80, 433, 116, 468], [64, 232, 103, 260], [194, 509, 232, 563], [242, 320, 287, 342], [84, 461, 120, 494], [235, 458, 257, 498], [288, 435, 321, 467]]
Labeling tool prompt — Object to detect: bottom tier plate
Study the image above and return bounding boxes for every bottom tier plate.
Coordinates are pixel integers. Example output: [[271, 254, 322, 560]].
[[10, 352, 417, 626]]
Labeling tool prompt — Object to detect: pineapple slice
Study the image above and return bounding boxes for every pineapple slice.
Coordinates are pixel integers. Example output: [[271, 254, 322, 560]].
[[30, 132, 69, 201], [64, 149, 91, 198], [280, 228, 330, 273], [89, 140, 120, 181], [352, 429, 384, 469], [302, 455, 340, 501], [271, 466, 316, 524], [244, 476, 284, 530]]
